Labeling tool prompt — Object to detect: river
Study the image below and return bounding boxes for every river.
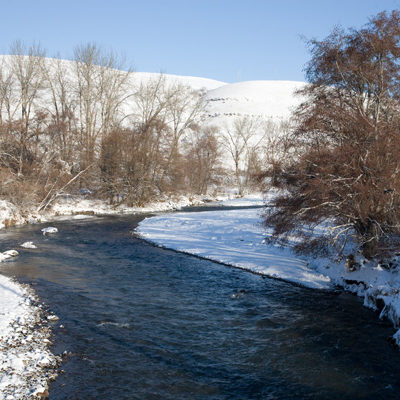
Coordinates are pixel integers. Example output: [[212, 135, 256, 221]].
[[0, 212, 399, 399]]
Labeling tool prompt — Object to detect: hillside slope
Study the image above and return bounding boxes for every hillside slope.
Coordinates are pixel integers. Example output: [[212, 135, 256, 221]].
[[206, 80, 305, 123]]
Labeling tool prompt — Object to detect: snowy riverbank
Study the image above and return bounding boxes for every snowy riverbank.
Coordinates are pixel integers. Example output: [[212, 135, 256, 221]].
[[0, 274, 60, 399], [137, 206, 331, 289], [0, 200, 58, 398], [137, 194, 400, 346], [48, 193, 212, 216]]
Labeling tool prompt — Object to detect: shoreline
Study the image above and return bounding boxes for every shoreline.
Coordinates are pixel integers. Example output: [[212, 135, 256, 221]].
[[0, 274, 61, 399], [135, 198, 400, 348], [135, 235, 338, 292]]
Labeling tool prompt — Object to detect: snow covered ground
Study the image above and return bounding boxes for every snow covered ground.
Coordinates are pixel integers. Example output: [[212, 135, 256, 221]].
[[136, 196, 331, 289], [0, 272, 59, 399], [136, 194, 400, 345], [49, 193, 214, 216], [0, 202, 59, 398]]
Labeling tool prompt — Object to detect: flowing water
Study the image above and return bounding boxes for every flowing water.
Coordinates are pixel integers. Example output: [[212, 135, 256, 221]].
[[0, 213, 400, 399]]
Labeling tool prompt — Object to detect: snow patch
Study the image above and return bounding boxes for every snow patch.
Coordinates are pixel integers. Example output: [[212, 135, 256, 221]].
[[0, 249, 19, 262], [136, 207, 331, 289], [0, 274, 60, 398]]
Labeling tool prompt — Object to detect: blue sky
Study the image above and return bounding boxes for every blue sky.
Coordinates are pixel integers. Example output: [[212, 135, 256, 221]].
[[1, 0, 399, 82]]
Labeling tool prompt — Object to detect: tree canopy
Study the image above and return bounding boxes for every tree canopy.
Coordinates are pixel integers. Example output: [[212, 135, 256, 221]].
[[265, 10, 400, 258]]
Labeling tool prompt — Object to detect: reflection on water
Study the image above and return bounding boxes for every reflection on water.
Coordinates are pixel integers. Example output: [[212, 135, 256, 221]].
[[0, 215, 399, 399]]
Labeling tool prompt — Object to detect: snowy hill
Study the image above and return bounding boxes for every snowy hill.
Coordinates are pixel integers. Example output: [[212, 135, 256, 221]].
[[132, 71, 226, 91], [205, 80, 305, 123], [0, 54, 305, 178], [124, 73, 305, 124], [130, 75, 306, 123]]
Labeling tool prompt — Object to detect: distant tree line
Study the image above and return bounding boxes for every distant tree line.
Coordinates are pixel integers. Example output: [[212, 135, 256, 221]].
[[264, 10, 400, 259], [0, 41, 284, 211]]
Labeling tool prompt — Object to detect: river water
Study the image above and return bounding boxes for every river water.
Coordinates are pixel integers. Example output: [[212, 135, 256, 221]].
[[0, 213, 400, 399]]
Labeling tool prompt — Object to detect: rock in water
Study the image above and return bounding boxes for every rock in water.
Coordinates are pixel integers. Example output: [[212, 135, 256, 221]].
[[0, 249, 19, 262], [41, 227, 58, 235], [47, 314, 59, 322], [21, 241, 37, 249], [2, 249, 19, 257]]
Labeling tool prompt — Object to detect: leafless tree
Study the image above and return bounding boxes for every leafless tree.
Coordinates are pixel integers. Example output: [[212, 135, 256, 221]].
[[128, 75, 170, 195], [183, 125, 221, 194], [40, 56, 78, 165], [6, 41, 46, 175], [160, 82, 205, 189], [0, 57, 18, 124], [73, 43, 130, 170], [220, 116, 259, 195]]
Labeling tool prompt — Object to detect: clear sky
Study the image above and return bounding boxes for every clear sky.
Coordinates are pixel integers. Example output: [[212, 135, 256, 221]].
[[1, 0, 399, 83]]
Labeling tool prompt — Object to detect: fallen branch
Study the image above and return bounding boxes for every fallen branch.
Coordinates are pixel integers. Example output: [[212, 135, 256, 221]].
[[37, 164, 94, 212]]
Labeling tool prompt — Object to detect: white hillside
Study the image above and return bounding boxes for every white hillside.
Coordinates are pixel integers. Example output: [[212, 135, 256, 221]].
[[131, 76, 305, 122], [206, 80, 305, 123], [132, 71, 226, 91]]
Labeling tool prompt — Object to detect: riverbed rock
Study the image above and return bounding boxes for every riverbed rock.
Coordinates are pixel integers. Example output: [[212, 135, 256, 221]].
[[41, 227, 58, 235], [0, 249, 19, 261], [47, 314, 59, 322], [21, 241, 38, 249]]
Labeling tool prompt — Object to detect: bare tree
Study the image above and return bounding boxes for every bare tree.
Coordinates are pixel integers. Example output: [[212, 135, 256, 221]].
[[7, 41, 46, 175], [73, 43, 130, 170], [0, 57, 18, 124], [160, 82, 205, 189], [183, 125, 221, 194], [40, 56, 78, 164], [128, 75, 170, 194], [219, 116, 259, 195]]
